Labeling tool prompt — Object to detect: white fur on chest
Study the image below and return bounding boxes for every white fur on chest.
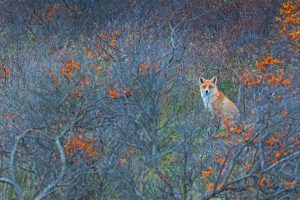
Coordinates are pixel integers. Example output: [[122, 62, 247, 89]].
[[201, 92, 215, 112]]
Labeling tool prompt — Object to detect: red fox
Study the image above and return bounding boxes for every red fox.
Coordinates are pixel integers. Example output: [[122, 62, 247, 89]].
[[199, 76, 240, 125]]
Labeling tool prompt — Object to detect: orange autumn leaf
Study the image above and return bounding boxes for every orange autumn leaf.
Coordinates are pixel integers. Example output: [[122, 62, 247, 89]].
[[109, 89, 119, 99], [256, 79, 262, 85], [275, 16, 281, 23], [60, 68, 67, 76], [139, 64, 150, 72], [73, 63, 80, 71], [222, 118, 232, 133], [275, 152, 281, 160], [285, 181, 297, 189], [66, 60, 73, 69], [206, 181, 214, 193], [87, 51, 93, 58], [95, 66, 104, 72], [265, 56, 283, 65], [231, 127, 243, 134], [81, 142, 88, 148], [201, 171, 210, 179], [111, 36, 116, 47], [67, 71, 73, 81], [260, 177, 266, 189], [226, 136, 231, 143], [207, 166, 214, 175], [281, 78, 291, 86], [217, 184, 223, 191], [265, 139, 275, 146], [257, 63, 267, 73], [215, 155, 225, 165], [282, 111, 289, 117]]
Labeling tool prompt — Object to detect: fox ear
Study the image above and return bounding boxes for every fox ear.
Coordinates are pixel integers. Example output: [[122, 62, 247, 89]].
[[199, 77, 206, 84], [211, 76, 217, 84]]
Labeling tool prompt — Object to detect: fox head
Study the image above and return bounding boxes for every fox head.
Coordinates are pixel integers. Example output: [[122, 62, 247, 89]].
[[199, 76, 218, 97]]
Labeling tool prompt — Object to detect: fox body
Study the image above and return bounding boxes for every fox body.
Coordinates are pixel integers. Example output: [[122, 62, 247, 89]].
[[199, 76, 240, 123]]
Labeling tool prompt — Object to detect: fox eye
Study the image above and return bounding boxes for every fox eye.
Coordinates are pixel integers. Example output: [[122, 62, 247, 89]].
[[209, 85, 214, 89], [201, 86, 206, 89]]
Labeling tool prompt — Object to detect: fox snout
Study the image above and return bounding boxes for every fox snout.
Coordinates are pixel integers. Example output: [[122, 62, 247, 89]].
[[202, 86, 213, 96], [204, 88, 212, 94]]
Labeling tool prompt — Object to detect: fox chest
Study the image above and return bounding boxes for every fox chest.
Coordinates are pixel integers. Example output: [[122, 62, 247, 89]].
[[201, 95, 215, 113]]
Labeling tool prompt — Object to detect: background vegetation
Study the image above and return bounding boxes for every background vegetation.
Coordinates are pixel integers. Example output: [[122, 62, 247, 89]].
[[0, 0, 299, 199]]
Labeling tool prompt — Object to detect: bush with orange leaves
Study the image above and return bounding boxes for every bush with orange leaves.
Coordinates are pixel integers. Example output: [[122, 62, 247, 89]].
[[61, 60, 81, 81], [276, 1, 300, 42], [228, 58, 299, 199], [65, 134, 99, 164], [243, 56, 291, 89], [201, 166, 215, 179]]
